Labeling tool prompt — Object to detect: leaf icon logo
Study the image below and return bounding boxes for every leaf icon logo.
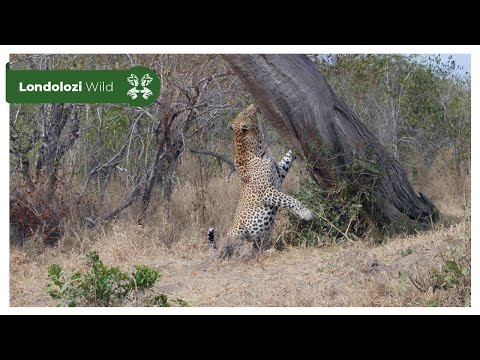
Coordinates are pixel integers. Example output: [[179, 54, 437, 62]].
[[141, 74, 153, 87], [127, 73, 155, 100], [127, 74, 139, 87]]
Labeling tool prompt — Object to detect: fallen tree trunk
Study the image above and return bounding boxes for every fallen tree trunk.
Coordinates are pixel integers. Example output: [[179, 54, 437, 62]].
[[223, 54, 437, 226]]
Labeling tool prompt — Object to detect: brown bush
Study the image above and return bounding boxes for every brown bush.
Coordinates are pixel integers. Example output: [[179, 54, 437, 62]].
[[10, 176, 69, 245]]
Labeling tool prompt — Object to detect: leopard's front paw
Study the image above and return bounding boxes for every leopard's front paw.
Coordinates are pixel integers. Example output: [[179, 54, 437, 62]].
[[300, 208, 314, 221]]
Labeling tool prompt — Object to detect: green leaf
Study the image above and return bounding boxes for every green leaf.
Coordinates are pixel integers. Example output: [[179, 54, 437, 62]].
[[445, 274, 456, 285], [47, 284, 61, 299], [151, 294, 171, 307], [455, 245, 463, 256], [60, 283, 71, 295], [174, 298, 189, 307], [445, 260, 460, 273]]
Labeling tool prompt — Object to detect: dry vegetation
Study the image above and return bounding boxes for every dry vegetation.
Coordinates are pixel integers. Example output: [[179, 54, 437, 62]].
[[10, 154, 470, 307], [10, 54, 470, 308]]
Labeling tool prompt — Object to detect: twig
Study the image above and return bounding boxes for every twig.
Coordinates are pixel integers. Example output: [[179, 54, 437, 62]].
[[188, 148, 236, 178], [312, 209, 355, 243], [408, 275, 428, 293]]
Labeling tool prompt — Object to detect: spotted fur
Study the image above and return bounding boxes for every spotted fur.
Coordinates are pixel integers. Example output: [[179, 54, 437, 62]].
[[209, 104, 313, 254]]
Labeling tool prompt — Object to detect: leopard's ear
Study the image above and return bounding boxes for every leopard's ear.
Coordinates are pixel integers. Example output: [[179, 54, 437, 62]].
[[227, 123, 233, 130]]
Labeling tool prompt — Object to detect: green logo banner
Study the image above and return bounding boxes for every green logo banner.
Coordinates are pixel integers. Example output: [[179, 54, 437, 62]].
[[6, 64, 161, 106]]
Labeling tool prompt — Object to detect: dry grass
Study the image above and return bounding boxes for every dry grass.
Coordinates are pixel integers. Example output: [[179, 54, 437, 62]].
[[10, 155, 471, 307]]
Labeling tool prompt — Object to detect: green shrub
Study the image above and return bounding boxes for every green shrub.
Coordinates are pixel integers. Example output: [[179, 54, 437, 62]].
[[47, 251, 188, 307], [285, 155, 380, 246], [400, 247, 414, 257], [432, 257, 469, 291], [408, 242, 471, 306]]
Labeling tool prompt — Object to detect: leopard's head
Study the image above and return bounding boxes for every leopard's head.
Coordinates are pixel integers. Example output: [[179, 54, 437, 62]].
[[229, 104, 263, 156]]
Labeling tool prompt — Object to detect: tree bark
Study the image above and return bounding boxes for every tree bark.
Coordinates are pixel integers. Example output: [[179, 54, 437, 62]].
[[35, 104, 79, 198], [223, 54, 437, 226]]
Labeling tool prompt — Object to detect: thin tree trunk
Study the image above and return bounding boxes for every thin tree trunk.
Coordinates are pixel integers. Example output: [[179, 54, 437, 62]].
[[35, 104, 79, 198], [139, 137, 166, 222], [223, 54, 437, 226], [163, 138, 183, 204]]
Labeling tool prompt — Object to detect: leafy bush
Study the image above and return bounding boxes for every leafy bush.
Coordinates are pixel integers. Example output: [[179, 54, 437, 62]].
[[408, 241, 471, 307], [431, 246, 470, 292], [284, 155, 380, 246], [47, 251, 188, 307]]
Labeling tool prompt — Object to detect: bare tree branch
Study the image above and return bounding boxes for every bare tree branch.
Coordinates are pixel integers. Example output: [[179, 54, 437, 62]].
[[189, 148, 236, 178]]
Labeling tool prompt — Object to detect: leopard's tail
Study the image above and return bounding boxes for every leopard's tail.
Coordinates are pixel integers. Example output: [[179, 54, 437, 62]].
[[208, 228, 217, 251]]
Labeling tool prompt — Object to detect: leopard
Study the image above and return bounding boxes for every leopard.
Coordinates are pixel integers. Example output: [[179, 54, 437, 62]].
[[208, 104, 313, 258]]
